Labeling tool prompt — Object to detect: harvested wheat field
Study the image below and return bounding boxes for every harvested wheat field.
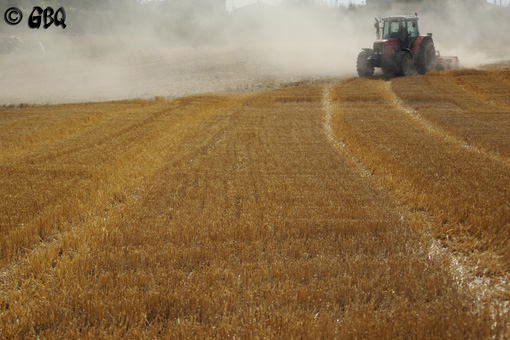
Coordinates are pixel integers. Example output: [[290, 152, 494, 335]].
[[0, 67, 509, 338]]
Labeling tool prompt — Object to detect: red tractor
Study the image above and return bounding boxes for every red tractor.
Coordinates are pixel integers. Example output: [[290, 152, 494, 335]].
[[357, 13, 458, 77]]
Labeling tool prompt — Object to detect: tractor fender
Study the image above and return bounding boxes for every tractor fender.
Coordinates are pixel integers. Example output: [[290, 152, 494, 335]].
[[394, 48, 413, 62], [412, 35, 433, 54], [400, 48, 413, 57]]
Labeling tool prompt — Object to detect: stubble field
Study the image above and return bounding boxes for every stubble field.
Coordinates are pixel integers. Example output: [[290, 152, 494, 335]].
[[0, 66, 509, 338]]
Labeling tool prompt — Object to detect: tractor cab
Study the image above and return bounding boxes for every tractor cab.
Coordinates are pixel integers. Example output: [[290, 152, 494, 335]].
[[379, 16, 420, 50]]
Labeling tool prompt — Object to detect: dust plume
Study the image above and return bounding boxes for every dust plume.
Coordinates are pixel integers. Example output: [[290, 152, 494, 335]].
[[0, 0, 508, 105]]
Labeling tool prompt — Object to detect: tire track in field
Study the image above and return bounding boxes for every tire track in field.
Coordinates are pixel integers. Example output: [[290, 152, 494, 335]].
[[4, 97, 233, 165], [391, 71, 510, 159], [324, 78, 510, 329], [384, 81, 510, 168], [327, 78, 510, 257], [322, 83, 375, 182], [0, 95, 249, 267], [0, 93, 248, 278], [0, 102, 155, 162], [445, 70, 510, 109]]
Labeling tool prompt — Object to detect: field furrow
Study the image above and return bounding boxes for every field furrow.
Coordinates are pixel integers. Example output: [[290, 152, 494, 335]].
[[1, 83, 503, 338], [328, 76, 509, 311], [0, 95, 247, 265], [391, 69, 510, 158], [0, 101, 156, 161]]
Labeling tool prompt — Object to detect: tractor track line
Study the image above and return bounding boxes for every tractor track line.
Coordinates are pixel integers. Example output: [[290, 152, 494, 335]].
[[321, 82, 373, 181], [322, 81, 510, 329], [0, 102, 159, 163], [0, 95, 249, 271], [384, 81, 510, 168]]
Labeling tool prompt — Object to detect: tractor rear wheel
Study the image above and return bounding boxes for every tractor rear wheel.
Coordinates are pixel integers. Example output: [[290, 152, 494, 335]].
[[357, 50, 374, 78], [416, 38, 436, 75]]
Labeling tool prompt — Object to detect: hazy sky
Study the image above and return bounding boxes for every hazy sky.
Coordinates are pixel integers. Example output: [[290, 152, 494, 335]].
[[226, 0, 508, 12], [226, 0, 365, 12]]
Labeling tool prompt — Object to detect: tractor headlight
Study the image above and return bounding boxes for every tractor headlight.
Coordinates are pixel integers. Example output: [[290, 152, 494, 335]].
[[373, 41, 384, 56]]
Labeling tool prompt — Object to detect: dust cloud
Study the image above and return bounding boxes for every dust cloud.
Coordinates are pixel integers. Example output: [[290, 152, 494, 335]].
[[0, 0, 508, 105]]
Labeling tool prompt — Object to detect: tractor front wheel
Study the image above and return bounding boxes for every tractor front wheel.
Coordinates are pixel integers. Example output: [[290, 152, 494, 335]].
[[396, 51, 413, 77], [357, 50, 374, 78], [382, 67, 394, 78]]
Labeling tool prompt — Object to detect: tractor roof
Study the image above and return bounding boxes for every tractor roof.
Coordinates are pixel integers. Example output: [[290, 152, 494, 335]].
[[382, 15, 418, 21]]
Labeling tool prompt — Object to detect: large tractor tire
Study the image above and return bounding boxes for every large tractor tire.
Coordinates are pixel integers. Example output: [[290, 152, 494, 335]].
[[396, 51, 414, 77], [357, 50, 374, 78], [416, 38, 436, 75], [381, 67, 394, 78]]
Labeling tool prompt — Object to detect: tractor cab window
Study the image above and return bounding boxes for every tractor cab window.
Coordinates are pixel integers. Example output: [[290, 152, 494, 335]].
[[383, 20, 407, 40], [407, 20, 418, 37]]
